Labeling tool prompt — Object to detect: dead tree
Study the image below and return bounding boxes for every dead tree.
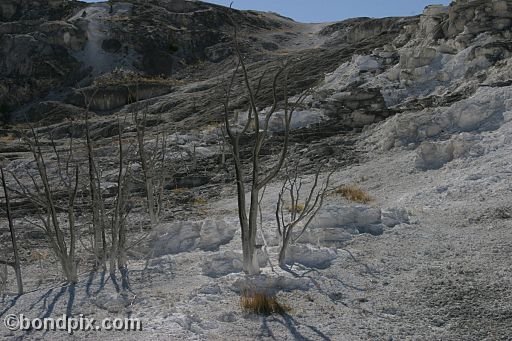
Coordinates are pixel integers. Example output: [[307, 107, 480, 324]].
[[11, 127, 81, 283], [133, 108, 167, 228], [276, 164, 332, 268], [108, 115, 133, 289], [81, 89, 107, 269], [0, 164, 23, 294], [223, 14, 308, 274]]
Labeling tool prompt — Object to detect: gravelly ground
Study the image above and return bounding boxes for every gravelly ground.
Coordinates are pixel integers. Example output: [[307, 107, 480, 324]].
[[2, 121, 511, 340]]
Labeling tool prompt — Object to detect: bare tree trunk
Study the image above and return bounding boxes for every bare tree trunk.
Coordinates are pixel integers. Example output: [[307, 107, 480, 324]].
[[1, 167, 23, 294], [278, 221, 295, 268], [135, 110, 159, 227], [245, 189, 261, 274], [81, 89, 106, 270], [109, 125, 123, 276], [110, 116, 130, 288], [86, 112, 106, 269]]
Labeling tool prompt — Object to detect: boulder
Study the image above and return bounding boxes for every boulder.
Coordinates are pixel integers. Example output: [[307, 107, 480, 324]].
[[381, 208, 410, 227], [201, 251, 243, 278], [151, 219, 236, 256], [283, 244, 337, 269], [304, 204, 385, 245], [151, 221, 202, 256], [202, 250, 267, 278]]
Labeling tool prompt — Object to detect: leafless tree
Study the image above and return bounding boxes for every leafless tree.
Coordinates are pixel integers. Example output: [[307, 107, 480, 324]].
[[80, 89, 107, 270], [276, 164, 332, 268], [109, 116, 132, 285], [133, 109, 167, 228], [223, 13, 309, 274], [11, 126, 81, 283], [0, 162, 23, 294]]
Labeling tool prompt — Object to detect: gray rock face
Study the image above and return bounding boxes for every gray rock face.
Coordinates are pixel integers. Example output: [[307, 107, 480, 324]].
[[320, 17, 415, 45], [66, 82, 174, 112], [0, 0, 295, 116], [0, 30, 84, 109]]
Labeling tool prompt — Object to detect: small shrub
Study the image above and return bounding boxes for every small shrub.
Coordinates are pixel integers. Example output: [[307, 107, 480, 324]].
[[0, 134, 16, 142], [286, 203, 305, 213], [240, 291, 290, 315], [171, 187, 188, 194], [193, 197, 207, 205], [335, 185, 373, 204]]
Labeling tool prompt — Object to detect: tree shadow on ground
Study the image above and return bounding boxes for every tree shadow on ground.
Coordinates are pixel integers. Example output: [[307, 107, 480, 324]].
[[276, 248, 381, 310], [41, 285, 67, 318], [66, 283, 75, 316], [261, 313, 331, 341], [259, 317, 277, 340], [0, 293, 20, 316]]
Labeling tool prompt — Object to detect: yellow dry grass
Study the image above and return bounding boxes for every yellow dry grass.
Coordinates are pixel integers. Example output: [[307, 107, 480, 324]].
[[0, 134, 16, 142], [170, 187, 188, 194], [335, 185, 373, 204], [240, 291, 290, 315], [193, 197, 208, 205], [286, 203, 305, 213]]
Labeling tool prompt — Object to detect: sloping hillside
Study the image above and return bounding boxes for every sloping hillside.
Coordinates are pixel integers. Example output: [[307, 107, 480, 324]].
[[1, 0, 512, 340]]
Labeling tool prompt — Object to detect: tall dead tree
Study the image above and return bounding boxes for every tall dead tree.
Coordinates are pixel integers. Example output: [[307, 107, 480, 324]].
[[132, 101, 167, 228], [108, 115, 133, 289], [0, 163, 23, 294], [223, 14, 308, 274], [81, 89, 107, 270]]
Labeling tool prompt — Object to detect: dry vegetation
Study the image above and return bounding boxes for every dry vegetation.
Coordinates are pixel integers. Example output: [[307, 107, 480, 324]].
[[193, 197, 208, 206], [0, 134, 16, 143], [286, 203, 305, 213], [334, 185, 373, 204], [240, 291, 290, 315]]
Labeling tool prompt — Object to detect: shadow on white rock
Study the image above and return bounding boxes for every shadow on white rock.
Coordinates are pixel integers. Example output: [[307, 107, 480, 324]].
[[298, 204, 410, 247], [201, 251, 268, 278], [151, 219, 236, 256], [232, 274, 314, 295], [415, 133, 484, 170], [283, 244, 337, 269]]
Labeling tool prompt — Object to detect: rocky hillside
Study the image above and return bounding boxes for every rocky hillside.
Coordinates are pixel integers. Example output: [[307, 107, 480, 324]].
[[1, 0, 512, 340]]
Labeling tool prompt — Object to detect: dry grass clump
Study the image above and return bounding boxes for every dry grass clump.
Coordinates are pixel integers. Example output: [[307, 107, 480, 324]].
[[335, 185, 373, 204], [193, 197, 208, 205], [0, 134, 16, 142], [171, 187, 188, 194], [286, 203, 305, 213], [240, 291, 290, 315]]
